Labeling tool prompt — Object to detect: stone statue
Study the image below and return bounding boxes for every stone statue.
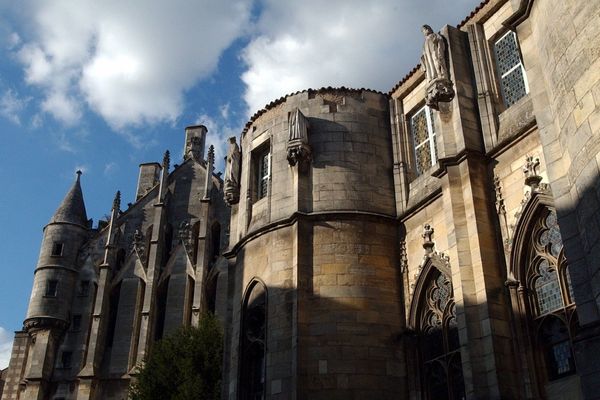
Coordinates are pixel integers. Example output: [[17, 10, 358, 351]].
[[420, 25, 455, 109], [224, 137, 241, 206], [286, 108, 311, 168]]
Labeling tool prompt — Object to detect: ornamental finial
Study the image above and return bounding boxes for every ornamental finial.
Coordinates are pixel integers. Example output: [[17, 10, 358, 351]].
[[163, 150, 170, 170], [113, 190, 121, 211]]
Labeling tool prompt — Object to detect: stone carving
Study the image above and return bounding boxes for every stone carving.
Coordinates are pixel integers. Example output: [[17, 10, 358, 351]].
[[286, 108, 312, 168], [163, 150, 170, 171], [420, 24, 455, 110], [23, 317, 68, 335], [132, 229, 145, 261], [178, 221, 193, 258], [422, 224, 435, 254], [185, 136, 203, 161], [224, 137, 241, 206], [411, 224, 451, 295], [113, 190, 121, 211], [523, 155, 542, 190], [400, 241, 408, 273]]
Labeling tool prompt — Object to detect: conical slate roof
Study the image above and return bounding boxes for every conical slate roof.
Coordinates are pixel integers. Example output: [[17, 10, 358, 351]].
[[49, 171, 88, 227]]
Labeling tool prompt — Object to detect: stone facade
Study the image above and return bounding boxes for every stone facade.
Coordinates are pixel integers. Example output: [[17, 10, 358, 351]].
[[3, 0, 600, 399]]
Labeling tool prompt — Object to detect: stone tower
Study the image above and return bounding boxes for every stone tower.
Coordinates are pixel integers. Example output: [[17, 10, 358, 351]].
[[224, 89, 404, 399], [1, 128, 230, 400], [22, 172, 90, 399]]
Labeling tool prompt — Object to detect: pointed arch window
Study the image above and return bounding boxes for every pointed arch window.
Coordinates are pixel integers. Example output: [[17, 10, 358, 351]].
[[412, 263, 465, 400], [239, 281, 267, 400], [525, 209, 577, 380]]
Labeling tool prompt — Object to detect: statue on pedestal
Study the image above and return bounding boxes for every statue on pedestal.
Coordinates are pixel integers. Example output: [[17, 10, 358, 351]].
[[224, 137, 241, 206], [286, 108, 311, 169], [421, 25, 455, 109]]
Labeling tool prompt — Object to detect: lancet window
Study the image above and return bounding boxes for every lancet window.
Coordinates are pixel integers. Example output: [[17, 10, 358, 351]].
[[494, 31, 528, 107], [416, 267, 465, 400], [410, 105, 437, 175], [239, 281, 267, 400], [526, 208, 577, 381]]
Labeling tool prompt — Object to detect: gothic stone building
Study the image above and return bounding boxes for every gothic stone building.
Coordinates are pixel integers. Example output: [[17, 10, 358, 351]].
[[3, 0, 600, 399]]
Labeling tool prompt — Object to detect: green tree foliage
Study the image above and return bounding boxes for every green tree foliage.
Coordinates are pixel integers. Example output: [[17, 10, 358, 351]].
[[129, 314, 223, 400]]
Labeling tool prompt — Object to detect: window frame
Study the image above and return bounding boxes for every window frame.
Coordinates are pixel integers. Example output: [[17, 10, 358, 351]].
[[493, 30, 529, 108], [409, 104, 437, 175], [253, 144, 271, 202], [45, 279, 58, 297], [524, 209, 578, 382], [51, 242, 64, 257]]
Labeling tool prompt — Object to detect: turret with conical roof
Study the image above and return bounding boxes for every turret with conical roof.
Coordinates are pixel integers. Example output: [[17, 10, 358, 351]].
[[48, 170, 88, 227], [21, 172, 91, 399]]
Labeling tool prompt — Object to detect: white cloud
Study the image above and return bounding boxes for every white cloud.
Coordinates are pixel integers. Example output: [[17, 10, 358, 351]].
[[0, 89, 30, 125], [13, 0, 252, 129], [104, 161, 118, 176], [219, 103, 230, 120], [7, 32, 21, 49], [0, 326, 13, 369], [241, 0, 476, 114]]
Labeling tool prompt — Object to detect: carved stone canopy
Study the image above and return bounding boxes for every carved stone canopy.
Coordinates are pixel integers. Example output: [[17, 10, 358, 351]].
[[287, 108, 311, 167]]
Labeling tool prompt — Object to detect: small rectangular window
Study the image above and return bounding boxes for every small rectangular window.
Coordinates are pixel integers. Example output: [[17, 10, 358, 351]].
[[78, 280, 90, 297], [61, 351, 72, 369], [45, 280, 58, 297], [51, 243, 64, 256], [410, 105, 437, 175], [256, 148, 270, 200], [71, 315, 81, 331], [494, 31, 529, 107]]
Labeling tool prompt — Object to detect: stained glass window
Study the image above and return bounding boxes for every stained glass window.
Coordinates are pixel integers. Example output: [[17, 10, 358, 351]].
[[494, 31, 529, 107], [240, 282, 266, 400], [539, 317, 576, 380], [410, 106, 437, 175], [524, 207, 578, 383], [535, 260, 562, 315], [418, 269, 465, 399], [256, 148, 270, 200]]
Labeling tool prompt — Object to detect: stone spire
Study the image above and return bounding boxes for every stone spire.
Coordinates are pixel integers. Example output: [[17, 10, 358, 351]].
[[49, 170, 88, 227]]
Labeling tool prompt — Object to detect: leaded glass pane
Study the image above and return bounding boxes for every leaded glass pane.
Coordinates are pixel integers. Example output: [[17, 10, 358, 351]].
[[535, 260, 563, 314], [540, 318, 575, 380], [540, 211, 564, 257], [501, 66, 527, 107], [540, 230, 550, 247], [257, 152, 269, 199], [411, 106, 436, 175], [494, 31, 521, 76], [415, 143, 432, 175], [494, 31, 528, 107], [259, 178, 268, 199], [411, 109, 428, 144], [552, 341, 574, 375], [432, 274, 451, 311]]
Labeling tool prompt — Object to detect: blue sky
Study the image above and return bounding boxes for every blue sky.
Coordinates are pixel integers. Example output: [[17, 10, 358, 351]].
[[0, 0, 478, 367]]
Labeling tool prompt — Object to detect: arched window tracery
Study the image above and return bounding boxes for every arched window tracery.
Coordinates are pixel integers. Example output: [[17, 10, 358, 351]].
[[524, 208, 577, 381], [509, 194, 581, 398], [415, 265, 465, 400], [239, 280, 267, 400]]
